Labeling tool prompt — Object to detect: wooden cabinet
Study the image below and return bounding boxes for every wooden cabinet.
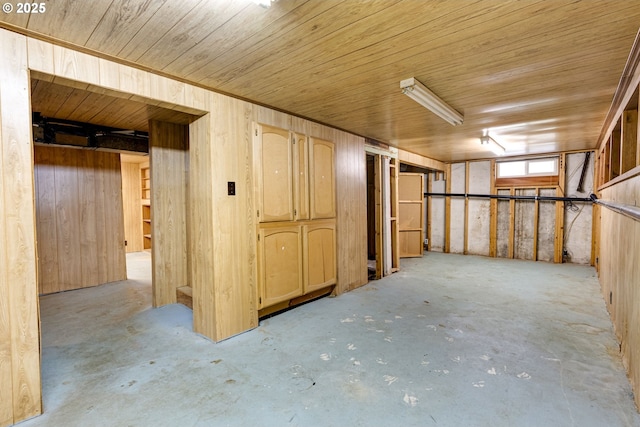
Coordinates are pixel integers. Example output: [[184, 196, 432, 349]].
[[293, 132, 309, 221], [309, 137, 336, 219], [255, 124, 337, 311], [303, 221, 337, 293], [257, 225, 303, 309], [257, 125, 293, 222]]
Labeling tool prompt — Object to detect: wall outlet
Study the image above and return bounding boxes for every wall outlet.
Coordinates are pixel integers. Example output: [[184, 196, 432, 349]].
[[424, 239, 428, 245]]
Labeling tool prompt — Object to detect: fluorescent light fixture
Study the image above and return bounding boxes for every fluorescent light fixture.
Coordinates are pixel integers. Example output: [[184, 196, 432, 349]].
[[400, 77, 464, 126], [480, 135, 506, 156], [253, 0, 272, 7]]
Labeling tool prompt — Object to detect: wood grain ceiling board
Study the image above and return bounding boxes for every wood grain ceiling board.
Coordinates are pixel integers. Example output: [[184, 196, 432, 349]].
[[5, 0, 640, 161], [30, 79, 196, 132]]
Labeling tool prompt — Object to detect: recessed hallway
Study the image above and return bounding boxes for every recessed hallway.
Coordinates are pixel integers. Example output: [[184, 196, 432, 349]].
[[23, 252, 638, 427]]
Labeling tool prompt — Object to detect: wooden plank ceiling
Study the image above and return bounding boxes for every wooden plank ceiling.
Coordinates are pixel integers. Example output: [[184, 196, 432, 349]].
[[3, 0, 640, 161]]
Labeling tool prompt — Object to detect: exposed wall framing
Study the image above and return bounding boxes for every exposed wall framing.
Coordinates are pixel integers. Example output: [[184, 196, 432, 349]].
[[427, 153, 593, 265]]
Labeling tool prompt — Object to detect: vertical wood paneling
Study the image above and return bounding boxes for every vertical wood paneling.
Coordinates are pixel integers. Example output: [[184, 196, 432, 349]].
[[599, 176, 640, 409], [93, 151, 108, 283], [120, 161, 144, 253], [33, 147, 59, 295], [189, 114, 217, 339], [54, 148, 82, 289], [105, 152, 126, 282], [149, 120, 188, 307], [211, 95, 257, 338], [34, 147, 126, 294], [0, 29, 41, 426], [78, 150, 99, 286]]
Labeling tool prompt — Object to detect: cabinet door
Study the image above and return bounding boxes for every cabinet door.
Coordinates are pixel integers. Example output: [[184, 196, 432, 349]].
[[309, 138, 336, 219], [258, 226, 303, 308], [303, 221, 337, 293], [258, 125, 293, 222], [292, 133, 309, 220]]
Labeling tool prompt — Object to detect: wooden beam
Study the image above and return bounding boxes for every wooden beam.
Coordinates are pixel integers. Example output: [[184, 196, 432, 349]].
[[554, 154, 566, 263], [426, 171, 432, 252], [397, 148, 445, 172], [374, 154, 382, 279], [508, 188, 515, 259], [463, 161, 469, 255], [489, 160, 497, 257], [533, 188, 540, 261]]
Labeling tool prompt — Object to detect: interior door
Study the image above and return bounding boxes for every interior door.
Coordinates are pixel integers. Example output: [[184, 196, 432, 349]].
[[398, 172, 424, 258]]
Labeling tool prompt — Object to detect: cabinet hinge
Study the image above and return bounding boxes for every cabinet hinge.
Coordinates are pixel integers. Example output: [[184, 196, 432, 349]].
[[257, 210, 260, 217], [259, 297, 262, 304], [258, 234, 261, 242], [294, 209, 297, 216], [255, 129, 258, 136]]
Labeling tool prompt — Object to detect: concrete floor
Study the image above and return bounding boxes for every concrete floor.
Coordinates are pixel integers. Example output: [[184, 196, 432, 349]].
[[19, 251, 639, 427]]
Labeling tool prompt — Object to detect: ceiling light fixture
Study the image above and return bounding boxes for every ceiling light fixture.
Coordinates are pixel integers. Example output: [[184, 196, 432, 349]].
[[480, 134, 506, 156], [400, 77, 464, 126], [253, 0, 273, 8]]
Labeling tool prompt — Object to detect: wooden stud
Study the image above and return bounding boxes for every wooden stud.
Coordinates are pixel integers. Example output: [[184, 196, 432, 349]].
[[489, 160, 498, 257], [463, 161, 469, 255], [444, 163, 452, 253], [374, 154, 383, 279], [508, 188, 515, 259], [426, 172, 433, 252], [533, 187, 540, 262], [554, 153, 566, 263]]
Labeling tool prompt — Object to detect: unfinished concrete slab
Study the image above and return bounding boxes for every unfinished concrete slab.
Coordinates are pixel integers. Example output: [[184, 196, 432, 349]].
[[20, 252, 639, 426]]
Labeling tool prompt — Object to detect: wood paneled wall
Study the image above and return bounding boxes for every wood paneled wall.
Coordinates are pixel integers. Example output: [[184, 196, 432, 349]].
[[34, 146, 127, 294], [598, 176, 640, 408], [121, 161, 144, 253], [1, 28, 368, 426], [0, 29, 40, 427], [149, 121, 189, 307]]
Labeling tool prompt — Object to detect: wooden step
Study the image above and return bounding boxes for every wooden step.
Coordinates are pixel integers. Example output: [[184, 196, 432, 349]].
[[176, 285, 193, 309]]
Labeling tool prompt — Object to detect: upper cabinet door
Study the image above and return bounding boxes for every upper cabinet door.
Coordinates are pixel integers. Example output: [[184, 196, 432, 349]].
[[309, 138, 336, 219], [292, 133, 309, 221], [258, 125, 293, 222]]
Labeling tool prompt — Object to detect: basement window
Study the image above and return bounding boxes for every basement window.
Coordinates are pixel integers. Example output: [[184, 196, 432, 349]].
[[495, 156, 559, 187]]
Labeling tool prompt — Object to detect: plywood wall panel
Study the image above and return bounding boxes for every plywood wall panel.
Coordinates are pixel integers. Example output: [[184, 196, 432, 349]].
[[0, 29, 41, 426]]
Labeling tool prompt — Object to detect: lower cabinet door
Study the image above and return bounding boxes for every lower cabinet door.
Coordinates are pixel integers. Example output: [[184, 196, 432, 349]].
[[303, 221, 337, 293], [258, 225, 303, 309]]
